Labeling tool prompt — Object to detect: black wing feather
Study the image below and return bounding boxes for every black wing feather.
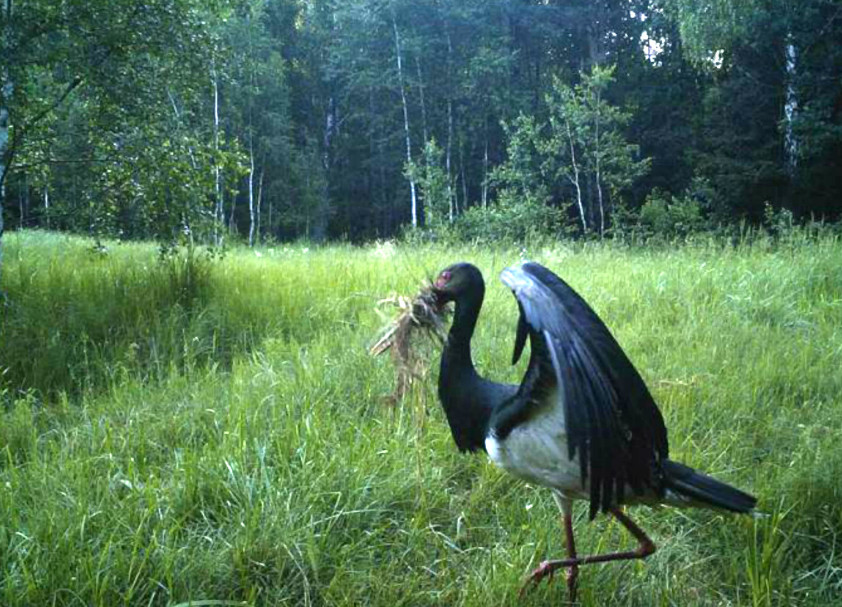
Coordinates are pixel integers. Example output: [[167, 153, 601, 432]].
[[512, 302, 530, 365], [500, 262, 669, 519]]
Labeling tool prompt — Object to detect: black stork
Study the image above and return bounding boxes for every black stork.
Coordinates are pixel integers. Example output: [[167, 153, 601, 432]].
[[431, 261, 757, 600]]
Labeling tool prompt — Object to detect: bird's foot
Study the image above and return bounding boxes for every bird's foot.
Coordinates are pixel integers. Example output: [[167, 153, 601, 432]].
[[519, 558, 578, 600], [566, 564, 579, 602]]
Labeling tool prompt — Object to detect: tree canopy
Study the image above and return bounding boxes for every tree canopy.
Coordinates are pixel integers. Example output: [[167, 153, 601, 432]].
[[2, 0, 841, 249]]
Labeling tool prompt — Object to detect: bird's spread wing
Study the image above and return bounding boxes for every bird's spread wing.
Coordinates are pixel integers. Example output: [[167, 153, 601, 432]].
[[499, 262, 669, 519]]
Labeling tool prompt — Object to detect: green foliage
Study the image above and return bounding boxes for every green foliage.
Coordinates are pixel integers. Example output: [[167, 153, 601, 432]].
[[451, 193, 566, 245], [612, 175, 727, 243], [465, 66, 649, 244], [3, 0, 842, 245], [457, 114, 563, 244], [659, 0, 759, 64], [762, 202, 795, 238], [1, 0, 248, 242], [405, 139, 451, 228], [2, 231, 842, 605], [490, 115, 546, 203], [637, 189, 707, 240], [492, 67, 649, 238]]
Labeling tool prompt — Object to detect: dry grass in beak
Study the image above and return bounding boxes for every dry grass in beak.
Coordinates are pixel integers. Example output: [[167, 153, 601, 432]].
[[369, 284, 451, 405]]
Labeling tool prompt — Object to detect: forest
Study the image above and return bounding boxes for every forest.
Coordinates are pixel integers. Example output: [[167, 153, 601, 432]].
[[2, 0, 841, 248], [2, 2, 842, 606]]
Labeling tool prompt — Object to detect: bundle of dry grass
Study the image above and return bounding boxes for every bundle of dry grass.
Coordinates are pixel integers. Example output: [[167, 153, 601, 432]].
[[369, 284, 451, 405]]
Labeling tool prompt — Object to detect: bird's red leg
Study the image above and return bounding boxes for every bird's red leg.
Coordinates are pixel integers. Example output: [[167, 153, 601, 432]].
[[521, 496, 580, 600], [520, 510, 580, 599], [563, 510, 579, 600], [521, 507, 656, 600]]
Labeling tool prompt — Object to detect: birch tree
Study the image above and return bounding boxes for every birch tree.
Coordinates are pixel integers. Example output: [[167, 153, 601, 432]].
[[391, 5, 418, 228], [404, 139, 448, 227], [212, 56, 223, 246], [542, 69, 648, 237], [493, 68, 647, 236], [663, 0, 810, 179], [0, 0, 242, 250], [783, 32, 798, 175], [0, 0, 10, 279]]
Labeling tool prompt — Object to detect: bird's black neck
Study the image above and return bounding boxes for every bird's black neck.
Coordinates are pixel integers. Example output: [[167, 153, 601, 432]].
[[438, 284, 494, 452], [442, 289, 483, 373]]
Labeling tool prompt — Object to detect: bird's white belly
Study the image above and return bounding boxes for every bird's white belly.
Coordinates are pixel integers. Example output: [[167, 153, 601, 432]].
[[485, 402, 586, 497]]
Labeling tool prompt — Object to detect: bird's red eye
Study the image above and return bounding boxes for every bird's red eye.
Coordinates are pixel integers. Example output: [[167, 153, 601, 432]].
[[435, 270, 452, 288]]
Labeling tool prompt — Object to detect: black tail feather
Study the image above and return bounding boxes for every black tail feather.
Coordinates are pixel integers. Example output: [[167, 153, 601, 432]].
[[663, 460, 757, 514]]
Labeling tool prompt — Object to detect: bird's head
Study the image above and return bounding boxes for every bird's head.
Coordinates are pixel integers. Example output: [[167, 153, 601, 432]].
[[432, 262, 484, 306]]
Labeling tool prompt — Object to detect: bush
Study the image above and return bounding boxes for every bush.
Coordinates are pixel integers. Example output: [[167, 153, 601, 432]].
[[613, 178, 716, 243], [450, 191, 567, 245], [638, 189, 707, 239]]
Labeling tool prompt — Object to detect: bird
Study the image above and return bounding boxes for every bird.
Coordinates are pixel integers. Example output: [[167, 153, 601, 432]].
[[430, 261, 757, 601]]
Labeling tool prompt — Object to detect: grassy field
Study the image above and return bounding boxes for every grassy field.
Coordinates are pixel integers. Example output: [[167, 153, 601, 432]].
[[2, 229, 842, 606]]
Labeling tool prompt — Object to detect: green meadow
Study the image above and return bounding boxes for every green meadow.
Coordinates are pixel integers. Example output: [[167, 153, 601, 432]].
[[2, 230, 841, 606]]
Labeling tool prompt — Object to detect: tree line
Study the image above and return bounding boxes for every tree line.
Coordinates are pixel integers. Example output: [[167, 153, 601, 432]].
[[2, 0, 841, 251]]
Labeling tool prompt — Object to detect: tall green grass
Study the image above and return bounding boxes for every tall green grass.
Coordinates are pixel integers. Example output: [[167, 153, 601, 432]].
[[1, 230, 841, 606]]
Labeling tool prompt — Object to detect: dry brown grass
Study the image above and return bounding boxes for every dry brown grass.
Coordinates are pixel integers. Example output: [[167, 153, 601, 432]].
[[369, 284, 451, 405]]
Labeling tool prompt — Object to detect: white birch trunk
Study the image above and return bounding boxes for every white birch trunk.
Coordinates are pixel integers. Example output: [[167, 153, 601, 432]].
[[391, 9, 418, 228], [784, 32, 798, 176], [212, 58, 223, 247], [169, 90, 199, 170], [447, 101, 454, 220], [0, 0, 12, 279], [314, 95, 334, 242], [246, 9, 258, 246], [256, 165, 264, 245], [267, 185, 274, 241], [43, 187, 49, 228], [453, 170, 459, 214], [460, 143, 467, 209], [248, 139, 255, 247], [228, 183, 236, 232], [565, 117, 587, 233], [169, 89, 198, 237], [594, 87, 605, 237], [445, 24, 454, 220], [18, 173, 24, 227], [482, 133, 489, 209]]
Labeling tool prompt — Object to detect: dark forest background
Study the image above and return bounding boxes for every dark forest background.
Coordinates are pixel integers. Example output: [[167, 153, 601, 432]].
[[1, 0, 841, 247]]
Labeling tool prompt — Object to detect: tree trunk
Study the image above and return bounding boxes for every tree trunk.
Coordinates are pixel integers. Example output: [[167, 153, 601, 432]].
[[367, 86, 377, 232], [784, 32, 798, 177], [18, 173, 25, 228], [415, 55, 428, 146], [482, 127, 489, 209], [594, 86, 605, 237], [391, 8, 418, 228], [256, 165, 264, 245], [445, 23, 455, 221], [313, 94, 335, 242], [453, 170, 460, 215], [447, 101, 454, 220], [585, 5, 606, 71], [212, 58, 223, 247], [248, 139, 255, 247], [460, 142, 468, 209], [0, 0, 12, 281], [267, 187, 274, 241], [169, 90, 199, 170], [43, 186, 49, 229], [565, 116, 587, 234], [379, 127, 389, 234], [228, 185, 236, 232]]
